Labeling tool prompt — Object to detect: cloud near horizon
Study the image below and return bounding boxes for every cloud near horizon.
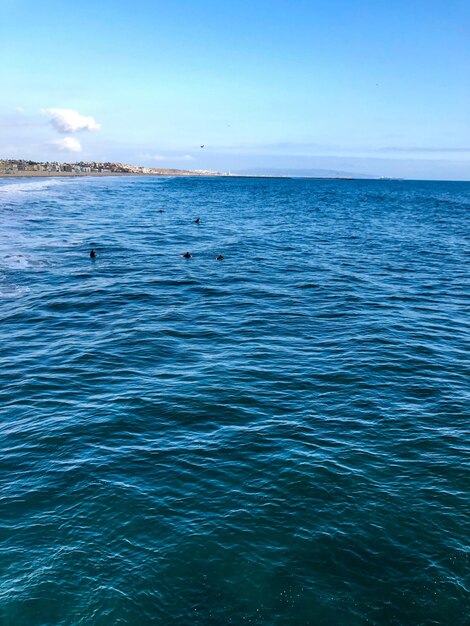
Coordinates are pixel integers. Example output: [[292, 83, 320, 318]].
[[42, 108, 101, 133], [377, 146, 470, 154], [146, 154, 195, 161], [48, 136, 82, 152]]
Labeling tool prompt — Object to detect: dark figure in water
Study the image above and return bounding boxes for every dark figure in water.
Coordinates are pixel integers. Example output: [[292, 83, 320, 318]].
[[183, 251, 192, 258], [194, 217, 200, 224], [216, 254, 224, 261], [90, 248, 96, 258]]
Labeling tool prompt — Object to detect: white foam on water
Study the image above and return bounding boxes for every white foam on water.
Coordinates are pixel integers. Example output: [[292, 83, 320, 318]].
[[0, 282, 27, 298], [0, 178, 66, 196], [1, 254, 35, 269], [0, 271, 28, 298]]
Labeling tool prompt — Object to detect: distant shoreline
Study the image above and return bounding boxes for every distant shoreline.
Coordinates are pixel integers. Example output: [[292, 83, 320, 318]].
[[0, 171, 367, 181], [0, 171, 407, 182], [0, 171, 212, 179]]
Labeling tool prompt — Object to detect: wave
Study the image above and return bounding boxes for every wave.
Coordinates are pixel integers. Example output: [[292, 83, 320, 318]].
[[0, 178, 66, 196], [0, 282, 27, 298], [1, 253, 37, 269]]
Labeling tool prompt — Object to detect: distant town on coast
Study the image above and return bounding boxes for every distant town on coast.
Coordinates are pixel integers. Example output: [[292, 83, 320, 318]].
[[2, 157, 407, 182], [0, 159, 220, 177], [0, 159, 378, 180]]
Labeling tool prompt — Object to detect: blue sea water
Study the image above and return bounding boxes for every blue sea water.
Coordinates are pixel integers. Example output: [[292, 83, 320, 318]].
[[0, 175, 469, 625]]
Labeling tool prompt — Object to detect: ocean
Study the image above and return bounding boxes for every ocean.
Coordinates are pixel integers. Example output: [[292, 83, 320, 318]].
[[0, 175, 468, 625]]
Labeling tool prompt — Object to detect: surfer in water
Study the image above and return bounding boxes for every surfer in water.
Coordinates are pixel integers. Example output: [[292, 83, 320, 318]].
[[194, 217, 200, 224], [90, 248, 96, 258], [182, 251, 192, 258], [216, 254, 224, 260]]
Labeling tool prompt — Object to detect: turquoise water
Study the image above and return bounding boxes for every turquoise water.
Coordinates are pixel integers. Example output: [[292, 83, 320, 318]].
[[1, 176, 469, 625]]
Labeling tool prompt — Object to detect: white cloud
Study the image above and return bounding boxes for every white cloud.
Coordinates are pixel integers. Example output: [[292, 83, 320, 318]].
[[16, 107, 24, 113], [42, 108, 101, 133], [48, 136, 82, 152], [147, 154, 195, 161]]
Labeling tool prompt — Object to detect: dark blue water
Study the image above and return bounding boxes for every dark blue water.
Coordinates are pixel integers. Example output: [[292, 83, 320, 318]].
[[1, 176, 469, 625]]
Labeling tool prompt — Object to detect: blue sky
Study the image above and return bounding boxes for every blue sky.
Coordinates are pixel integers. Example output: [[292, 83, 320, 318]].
[[1, 0, 469, 179]]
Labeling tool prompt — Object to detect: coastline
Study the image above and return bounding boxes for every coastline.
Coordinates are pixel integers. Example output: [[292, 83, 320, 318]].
[[0, 171, 216, 179], [0, 171, 366, 181]]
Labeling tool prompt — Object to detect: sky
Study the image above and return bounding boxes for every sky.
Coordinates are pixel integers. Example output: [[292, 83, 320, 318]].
[[1, 0, 470, 179]]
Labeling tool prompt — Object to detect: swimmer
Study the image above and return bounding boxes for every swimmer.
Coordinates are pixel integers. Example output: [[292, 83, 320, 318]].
[[90, 248, 96, 258], [194, 217, 200, 224], [216, 254, 224, 261], [182, 251, 192, 258]]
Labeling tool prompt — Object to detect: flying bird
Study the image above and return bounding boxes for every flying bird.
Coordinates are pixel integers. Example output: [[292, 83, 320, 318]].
[[200, 145, 204, 148]]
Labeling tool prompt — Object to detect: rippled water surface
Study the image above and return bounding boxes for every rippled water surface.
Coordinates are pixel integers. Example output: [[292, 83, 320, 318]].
[[1, 176, 469, 625]]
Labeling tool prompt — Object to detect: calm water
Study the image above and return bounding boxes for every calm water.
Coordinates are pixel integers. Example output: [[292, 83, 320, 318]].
[[0, 176, 469, 625]]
